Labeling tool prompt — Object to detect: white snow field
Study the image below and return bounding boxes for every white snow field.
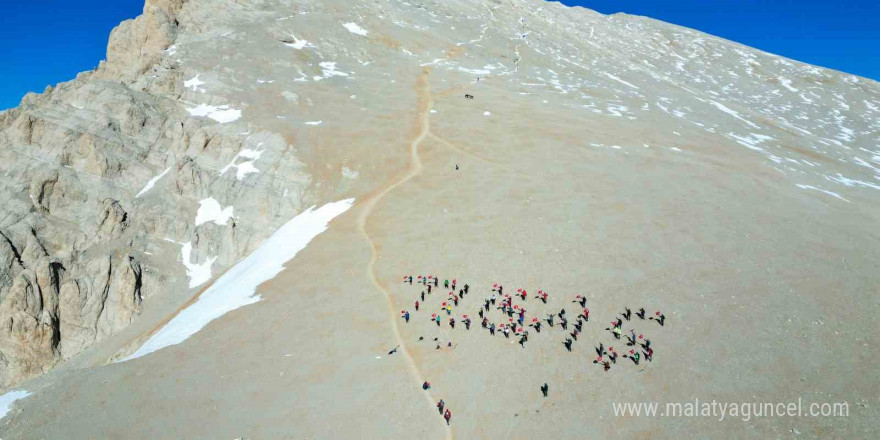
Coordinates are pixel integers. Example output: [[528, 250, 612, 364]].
[[195, 197, 235, 226], [180, 241, 216, 288], [118, 199, 354, 362], [343, 22, 369, 36], [0, 390, 31, 420], [186, 103, 242, 123], [135, 167, 172, 197]]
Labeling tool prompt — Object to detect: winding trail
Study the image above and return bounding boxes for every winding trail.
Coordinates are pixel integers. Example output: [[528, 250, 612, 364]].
[[356, 69, 453, 440]]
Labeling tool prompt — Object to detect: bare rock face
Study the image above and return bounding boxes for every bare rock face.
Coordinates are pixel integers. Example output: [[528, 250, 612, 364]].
[[0, 0, 322, 389], [57, 254, 142, 359], [98, 0, 185, 82], [0, 234, 59, 383]]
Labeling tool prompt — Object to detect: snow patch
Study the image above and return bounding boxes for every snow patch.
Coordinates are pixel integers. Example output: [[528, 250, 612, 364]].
[[195, 197, 234, 226], [343, 22, 369, 36], [796, 184, 849, 202], [305, 121, 323, 126], [825, 173, 880, 191], [118, 199, 355, 362], [136, 167, 172, 198], [0, 390, 31, 420], [319, 62, 349, 78], [187, 104, 242, 124], [220, 149, 264, 181], [458, 67, 491, 75], [180, 241, 216, 288], [727, 133, 773, 151], [778, 77, 798, 92], [603, 72, 639, 90], [709, 100, 759, 129], [284, 35, 312, 50], [184, 75, 206, 93]]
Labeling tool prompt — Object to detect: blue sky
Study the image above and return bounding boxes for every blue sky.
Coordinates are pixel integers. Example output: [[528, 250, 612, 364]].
[[0, 0, 877, 110], [569, 0, 879, 79]]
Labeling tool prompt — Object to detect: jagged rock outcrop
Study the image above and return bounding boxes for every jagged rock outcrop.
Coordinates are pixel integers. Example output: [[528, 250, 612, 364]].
[[0, 0, 317, 387], [97, 0, 185, 82]]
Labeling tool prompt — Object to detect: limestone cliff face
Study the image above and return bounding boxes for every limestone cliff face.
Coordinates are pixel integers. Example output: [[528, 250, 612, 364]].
[[0, 0, 316, 387], [97, 0, 185, 82]]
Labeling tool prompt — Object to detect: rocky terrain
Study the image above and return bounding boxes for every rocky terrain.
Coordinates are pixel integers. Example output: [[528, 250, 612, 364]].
[[0, 0, 877, 438]]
